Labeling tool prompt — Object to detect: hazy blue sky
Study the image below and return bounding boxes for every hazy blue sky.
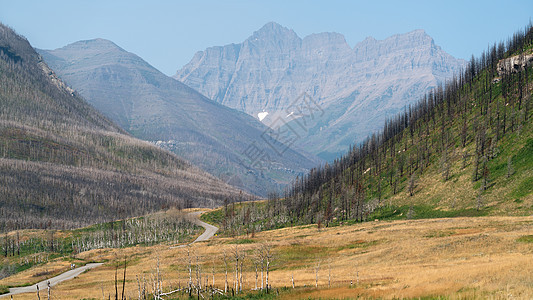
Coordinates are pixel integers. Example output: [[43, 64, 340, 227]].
[[1, 0, 532, 75]]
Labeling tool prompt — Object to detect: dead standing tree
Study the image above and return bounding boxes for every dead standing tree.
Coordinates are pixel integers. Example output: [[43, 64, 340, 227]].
[[195, 253, 203, 292], [186, 246, 193, 293], [232, 245, 246, 293], [315, 259, 321, 288], [121, 257, 127, 300], [258, 242, 273, 293], [233, 245, 240, 293], [239, 251, 246, 292], [223, 250, 228, 293], [253, 260, 259, 290], [212, 257, 216, 288]]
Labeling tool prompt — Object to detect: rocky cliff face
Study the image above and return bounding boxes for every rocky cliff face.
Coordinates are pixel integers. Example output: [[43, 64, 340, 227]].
[[497, 52, 533, 75], [39, 39, 321, 196], [175, 22, 466, 160]]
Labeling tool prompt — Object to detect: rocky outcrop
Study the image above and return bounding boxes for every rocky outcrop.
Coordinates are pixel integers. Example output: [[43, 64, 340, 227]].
[[175, 22, 466, 160], [37, 55, 75, 96], [497, 53, 533, 75]]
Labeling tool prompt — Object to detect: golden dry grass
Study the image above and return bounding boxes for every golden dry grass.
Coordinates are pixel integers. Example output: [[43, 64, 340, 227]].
[[2, 215, 533, 299]]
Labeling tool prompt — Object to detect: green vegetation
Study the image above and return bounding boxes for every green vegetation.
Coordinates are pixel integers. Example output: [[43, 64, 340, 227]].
[[203, 24, 533, 237], [172, 287, 289, 299], [226, 239, 255, 244], [336, 240, 379, 251], [0, 211, 200, 280], [0, 285, 8, 295], [517, 235, 533, 243]]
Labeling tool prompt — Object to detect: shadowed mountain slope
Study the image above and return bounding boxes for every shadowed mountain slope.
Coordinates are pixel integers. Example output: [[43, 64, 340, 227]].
[[0, 23, 244, 231], [39, 39, 321, 196]]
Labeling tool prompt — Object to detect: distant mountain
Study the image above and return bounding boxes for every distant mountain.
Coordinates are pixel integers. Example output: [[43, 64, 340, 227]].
[[210, 24, 533, 234], [0, 23, 244, 231], [175, 22, 466, 160], [38, 39, 320, 196]]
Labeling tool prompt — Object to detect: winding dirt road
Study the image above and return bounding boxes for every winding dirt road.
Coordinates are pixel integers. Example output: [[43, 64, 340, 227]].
[[0, 263, 103, 298], [172, 210, 218, 247], [0, 211, 218, 298]]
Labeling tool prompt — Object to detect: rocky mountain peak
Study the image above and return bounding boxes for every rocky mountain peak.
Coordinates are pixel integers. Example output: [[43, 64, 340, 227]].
[[60, 38, 123, 53], [392, 29, 435, 49], [42, 38, 151, 70], [251, 22, 298, 40], [245, 22, 301, 51], [175, 24, 466, 160], [353, 29, 436, 58]]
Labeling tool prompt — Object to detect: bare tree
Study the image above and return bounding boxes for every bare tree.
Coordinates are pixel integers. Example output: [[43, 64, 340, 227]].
[[186, 246, 192, 293], [223, 250, 228, 293], [258, 242, 273, 292], [239, 251, 245, 292], [315, 259, 321, 288], [121, 258, 127, 300], [254, 261, 258, 290], [291, 274, 295, 289], [233, 246, 238, 292], [212, 258, 215, 288]]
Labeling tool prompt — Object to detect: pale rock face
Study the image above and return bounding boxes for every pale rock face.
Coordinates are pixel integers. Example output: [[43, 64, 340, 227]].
[[497, 53, 533, 75], [38, 38, 321, 196], [37, 55, 75, 96], [175, 22, 466, 160]]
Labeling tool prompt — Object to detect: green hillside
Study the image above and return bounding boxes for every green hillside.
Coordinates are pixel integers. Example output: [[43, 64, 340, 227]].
[[203, 24, 533, 234], [0, 23, 244, 231]]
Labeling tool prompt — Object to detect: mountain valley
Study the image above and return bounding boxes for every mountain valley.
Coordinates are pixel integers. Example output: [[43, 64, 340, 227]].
[[0, 11, 532, 300], [38, 39, 320, 196]]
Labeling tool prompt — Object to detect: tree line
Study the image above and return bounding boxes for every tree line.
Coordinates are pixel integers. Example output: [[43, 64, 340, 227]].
[[215, 22, 533, 235], [0, 211, 200, 280]]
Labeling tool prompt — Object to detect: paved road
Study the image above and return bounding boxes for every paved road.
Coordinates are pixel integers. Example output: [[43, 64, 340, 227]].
[[0, 263, 103, 298], [171, 211, 219, 247], [0, 211, 217, 297]]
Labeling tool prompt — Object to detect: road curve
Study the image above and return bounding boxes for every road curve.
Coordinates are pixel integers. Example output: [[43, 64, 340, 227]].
[[0, 211, 216, 297], [172, 210, 219, 247], [0, 263, 103, 298]]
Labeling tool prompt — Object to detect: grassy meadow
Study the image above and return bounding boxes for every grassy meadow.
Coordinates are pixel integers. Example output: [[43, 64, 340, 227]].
[[2, 210, 533, 299]]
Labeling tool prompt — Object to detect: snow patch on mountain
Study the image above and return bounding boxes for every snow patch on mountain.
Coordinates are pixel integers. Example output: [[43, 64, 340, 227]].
[[258, 111, 269, 121]]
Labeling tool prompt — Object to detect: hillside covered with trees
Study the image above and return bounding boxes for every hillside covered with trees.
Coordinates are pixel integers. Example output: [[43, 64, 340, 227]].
[[0, 23, 247, 232], [210, 23, 533, 235]]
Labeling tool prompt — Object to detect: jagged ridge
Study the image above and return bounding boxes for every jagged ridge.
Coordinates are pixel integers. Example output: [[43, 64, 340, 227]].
[[175, 22, 466, 160]]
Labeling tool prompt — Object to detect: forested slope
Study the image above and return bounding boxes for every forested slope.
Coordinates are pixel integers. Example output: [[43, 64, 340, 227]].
[[0, 23, 245, 231], [211, 24, 533, 234]]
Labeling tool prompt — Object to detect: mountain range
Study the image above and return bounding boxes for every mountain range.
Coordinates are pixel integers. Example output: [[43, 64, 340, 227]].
[[38, 39, 320, 197], [0, 23, 244, 230], [175, 22, 467, 160]]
